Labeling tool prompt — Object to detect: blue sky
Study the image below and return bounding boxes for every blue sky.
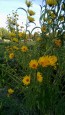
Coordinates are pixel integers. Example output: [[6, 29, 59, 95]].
[[0, 0, 42, 31]]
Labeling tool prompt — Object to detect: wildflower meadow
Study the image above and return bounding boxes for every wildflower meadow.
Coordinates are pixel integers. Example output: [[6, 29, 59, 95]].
[[0, 0, 65, 115]]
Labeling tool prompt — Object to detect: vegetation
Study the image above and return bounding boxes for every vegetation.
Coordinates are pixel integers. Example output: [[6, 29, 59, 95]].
[[0, 0, 65, 115]]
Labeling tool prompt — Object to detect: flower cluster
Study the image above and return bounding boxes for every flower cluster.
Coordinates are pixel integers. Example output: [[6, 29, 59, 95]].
[[22, 72, 43, 86], [29, 55, 57, 69], [38, 55, 57, 67], [9, 32, 16, 37], [1, 0, 65, 114]]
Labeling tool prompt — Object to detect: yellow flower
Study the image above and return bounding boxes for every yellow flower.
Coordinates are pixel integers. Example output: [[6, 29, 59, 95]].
[[22, 75, 30, 85], [48, 55, 57, 66], [6, 47, 13, 51], [46, 0, 57, 6], [54, 39, 62, 47], [9, 53, 15, 59], [9, 32, 16, 37], [37, 72, 43, 82], [19, 31, 26, 39], [12, 38, 19, 43], [38, 55, 57, 67], [8, 88, 14, 95], [48, 19, 52, 24], [38, 56, 50, 67], [18, 32, 23, 38], [34, 32, 39, 37], [29, 59, 38, 69], [25, 0, 32, 7], [13, 46, 19, 50], [28, 10, 35, 16], [62, 3, 65, 10], [41, 26, 46, 32], [36, 37, 41, 41], [59, 16, 64, 21], [48, 11, 56, 19], [28, 16, 35, 22], [21, 46, 28, 52], [43, 18, 47, 21]]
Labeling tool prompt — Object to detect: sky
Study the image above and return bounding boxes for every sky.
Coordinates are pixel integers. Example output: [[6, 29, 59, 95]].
[[0, 0, 43, 32]]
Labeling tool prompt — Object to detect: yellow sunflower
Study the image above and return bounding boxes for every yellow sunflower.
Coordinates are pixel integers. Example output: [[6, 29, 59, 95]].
[[29, 59, 38, 69], [48, 55, 58, 67], [38, 56, 50, 67], [9, 53, 15, 59], [37, 72, 43, 82], [22, 75, 30, 85], [21, 46, 28, 52], [8, 88, 14, 95]]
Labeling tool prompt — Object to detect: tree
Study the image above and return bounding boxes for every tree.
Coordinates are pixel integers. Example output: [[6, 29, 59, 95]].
[[0, 27, 10, 40]]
